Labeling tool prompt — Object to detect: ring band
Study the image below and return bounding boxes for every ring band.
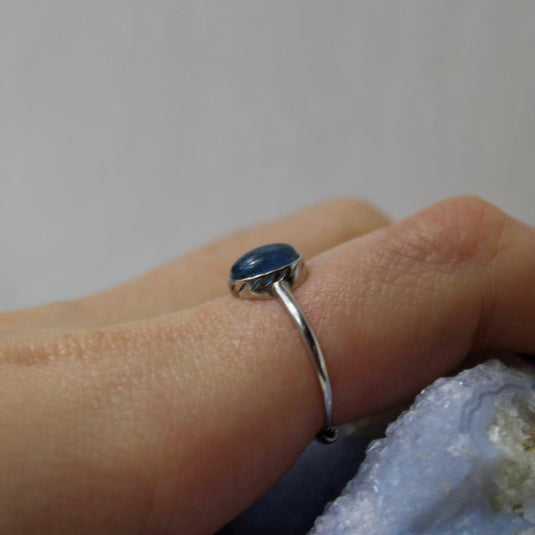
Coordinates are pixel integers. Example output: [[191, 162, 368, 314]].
[[228, 243, 338, 444]]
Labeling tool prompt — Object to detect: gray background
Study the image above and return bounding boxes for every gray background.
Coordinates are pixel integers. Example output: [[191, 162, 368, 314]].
[[1, 1, 534, 311]]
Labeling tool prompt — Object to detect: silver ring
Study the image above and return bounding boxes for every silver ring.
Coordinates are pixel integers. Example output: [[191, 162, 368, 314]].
[[228, 243, 338, 444]]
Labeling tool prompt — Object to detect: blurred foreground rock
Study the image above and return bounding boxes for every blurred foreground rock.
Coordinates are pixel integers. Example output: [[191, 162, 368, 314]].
[[311, 360, 535, 535]]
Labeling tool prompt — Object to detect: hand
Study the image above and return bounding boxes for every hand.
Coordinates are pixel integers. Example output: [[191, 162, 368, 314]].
[[1, 196, 533, 534]]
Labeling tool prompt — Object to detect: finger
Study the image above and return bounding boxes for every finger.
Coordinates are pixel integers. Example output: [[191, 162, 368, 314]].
[[0, 197, 389, 332], [4, 196, 533, 534]]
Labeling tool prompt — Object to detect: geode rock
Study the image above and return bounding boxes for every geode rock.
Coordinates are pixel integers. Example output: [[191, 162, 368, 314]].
[[311, 360, 535, 535], [219, 412, 399, 534]]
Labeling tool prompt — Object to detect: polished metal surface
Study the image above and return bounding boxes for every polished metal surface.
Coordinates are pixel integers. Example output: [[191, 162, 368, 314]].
[[229, 249, 338, 443], [272, 280, 338, 444]]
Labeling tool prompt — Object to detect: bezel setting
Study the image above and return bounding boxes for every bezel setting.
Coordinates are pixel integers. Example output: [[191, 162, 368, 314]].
[[228, 254, 307, 299]]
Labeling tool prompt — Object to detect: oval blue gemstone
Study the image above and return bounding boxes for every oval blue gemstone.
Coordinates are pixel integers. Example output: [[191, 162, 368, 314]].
[[230, 243, 299, 280]]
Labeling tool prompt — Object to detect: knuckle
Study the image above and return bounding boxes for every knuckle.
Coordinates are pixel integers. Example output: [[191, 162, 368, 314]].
[[322, 196, 391, 235], [383, 195, 509, 272], [324, 196, 378, 213], [8, 328, 110, 366]]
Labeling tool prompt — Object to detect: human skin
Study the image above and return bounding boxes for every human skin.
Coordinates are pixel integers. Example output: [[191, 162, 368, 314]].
[[0, 195, 534, 534]]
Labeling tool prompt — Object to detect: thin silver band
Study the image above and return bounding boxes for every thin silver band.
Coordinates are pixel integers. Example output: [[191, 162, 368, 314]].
[[229, 245, 338, 444], [272, 280, 338, 443]]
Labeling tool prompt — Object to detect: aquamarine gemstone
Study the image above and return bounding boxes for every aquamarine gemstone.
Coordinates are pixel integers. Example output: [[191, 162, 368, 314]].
[[230, 243, 299, 280]]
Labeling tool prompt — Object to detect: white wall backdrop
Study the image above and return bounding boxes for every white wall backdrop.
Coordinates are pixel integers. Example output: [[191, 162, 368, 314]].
[[1, 1, 534, 311]]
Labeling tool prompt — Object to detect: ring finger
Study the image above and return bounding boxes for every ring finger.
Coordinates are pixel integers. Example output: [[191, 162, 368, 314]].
[[0, 197, 390, 332]]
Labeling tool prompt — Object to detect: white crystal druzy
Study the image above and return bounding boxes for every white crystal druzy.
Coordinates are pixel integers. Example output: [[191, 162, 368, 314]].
[[311, 360, 535, 535]]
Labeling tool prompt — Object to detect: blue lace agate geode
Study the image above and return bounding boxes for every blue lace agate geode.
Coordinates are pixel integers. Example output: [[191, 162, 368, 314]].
[[311, 360, 535, 535]]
